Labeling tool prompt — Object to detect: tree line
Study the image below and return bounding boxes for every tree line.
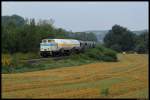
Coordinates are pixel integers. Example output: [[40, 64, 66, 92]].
[[2, 15, 148, 54], [2, 15, 97, 53], [104, 25, 149, 53]]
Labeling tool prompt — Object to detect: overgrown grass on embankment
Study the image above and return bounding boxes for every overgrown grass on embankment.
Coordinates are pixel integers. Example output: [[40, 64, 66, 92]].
[[2, 45, 117, 73]]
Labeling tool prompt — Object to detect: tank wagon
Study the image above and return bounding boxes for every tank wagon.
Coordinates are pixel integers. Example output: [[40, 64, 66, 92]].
[[40, 39, 96, 57]]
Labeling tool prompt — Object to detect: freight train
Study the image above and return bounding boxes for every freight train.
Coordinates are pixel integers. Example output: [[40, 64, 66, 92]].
[[40, 39, 96, 57]]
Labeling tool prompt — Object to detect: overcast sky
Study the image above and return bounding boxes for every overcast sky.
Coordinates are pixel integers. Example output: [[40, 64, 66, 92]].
[[2, 2, 148, 32]]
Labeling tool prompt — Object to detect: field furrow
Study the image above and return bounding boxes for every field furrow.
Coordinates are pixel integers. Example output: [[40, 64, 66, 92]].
[[2, 54, 148, 99]]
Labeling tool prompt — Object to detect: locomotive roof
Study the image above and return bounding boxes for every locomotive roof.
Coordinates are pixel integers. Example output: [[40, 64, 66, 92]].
[[42, 38, 78, 41]]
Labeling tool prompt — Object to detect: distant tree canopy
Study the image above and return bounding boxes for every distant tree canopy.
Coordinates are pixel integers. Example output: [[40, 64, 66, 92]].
[[134, 31, 149, 53], [104, 24, 149, 53], [2, 14, 25, 27], [2, 15, 97, 53], [104, 25, 136, 52]]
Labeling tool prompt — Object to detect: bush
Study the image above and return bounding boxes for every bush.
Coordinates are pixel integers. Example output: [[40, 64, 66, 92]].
[[101, 88, 109, 96], [102, 48, 118, 61], [134, 44, 148, 54], [2, 54, 12, 66], [69, 45, 117, 62], [2, 53, 19, 73], [84, 45, 118, 62], [2, 53, 41, 73], [12, 52, 40, 60]]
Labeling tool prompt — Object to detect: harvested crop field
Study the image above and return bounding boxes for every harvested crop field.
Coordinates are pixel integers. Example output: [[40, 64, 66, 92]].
[[2, 54, 149, 99]]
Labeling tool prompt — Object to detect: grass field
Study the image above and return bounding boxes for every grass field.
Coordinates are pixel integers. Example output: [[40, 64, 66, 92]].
[[2, 54, 148, 99]]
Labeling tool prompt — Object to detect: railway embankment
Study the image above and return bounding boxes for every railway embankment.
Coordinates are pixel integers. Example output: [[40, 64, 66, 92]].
[[2, 45, 117, 74]]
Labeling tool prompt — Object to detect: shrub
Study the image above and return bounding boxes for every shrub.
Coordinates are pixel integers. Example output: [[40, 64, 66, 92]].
[[102, 48, 118, 61], [12, 52, 40, 60], [2, 54, 12, 66], [101, 88, 109, 96], [2, 53, 41, 73], [84, 45, 118, 62]]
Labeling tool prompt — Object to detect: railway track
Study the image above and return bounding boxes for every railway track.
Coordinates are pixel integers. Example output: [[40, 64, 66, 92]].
[[21, 56, 69, 64]]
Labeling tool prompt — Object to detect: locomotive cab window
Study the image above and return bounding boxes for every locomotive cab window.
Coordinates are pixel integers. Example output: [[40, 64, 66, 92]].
[[48, 40, 55, 43]]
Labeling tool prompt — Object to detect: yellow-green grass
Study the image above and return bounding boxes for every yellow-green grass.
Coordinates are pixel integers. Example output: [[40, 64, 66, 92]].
[[2, 54, 148, 99]]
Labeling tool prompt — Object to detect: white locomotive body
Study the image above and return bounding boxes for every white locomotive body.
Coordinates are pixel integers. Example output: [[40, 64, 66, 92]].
[[40, 38, 96, 57], [40, 39, 82, 57]]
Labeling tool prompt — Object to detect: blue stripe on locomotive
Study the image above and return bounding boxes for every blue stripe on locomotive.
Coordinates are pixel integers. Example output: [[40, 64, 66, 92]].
[[41, 43, 56, 46]]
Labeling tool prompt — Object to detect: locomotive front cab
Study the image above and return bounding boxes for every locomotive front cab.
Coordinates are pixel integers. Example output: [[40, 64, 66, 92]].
[[40, 39, 58, 57]]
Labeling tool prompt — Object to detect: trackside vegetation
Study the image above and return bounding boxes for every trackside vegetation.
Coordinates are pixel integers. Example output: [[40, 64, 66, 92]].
[[2, 45, 117, 74]]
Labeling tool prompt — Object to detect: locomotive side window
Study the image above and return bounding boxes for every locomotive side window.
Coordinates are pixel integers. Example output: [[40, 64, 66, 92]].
[[80, 42, 82, 46], [42, 39, 47, 43]]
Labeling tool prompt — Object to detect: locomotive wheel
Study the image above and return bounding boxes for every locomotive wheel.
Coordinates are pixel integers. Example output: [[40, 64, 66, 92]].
[[52, 52, 56, 57], [75, 49, 80, 54], [67, 50, 71, 56], [43, 53, 48, 58], [71, 48, 76, 55]]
